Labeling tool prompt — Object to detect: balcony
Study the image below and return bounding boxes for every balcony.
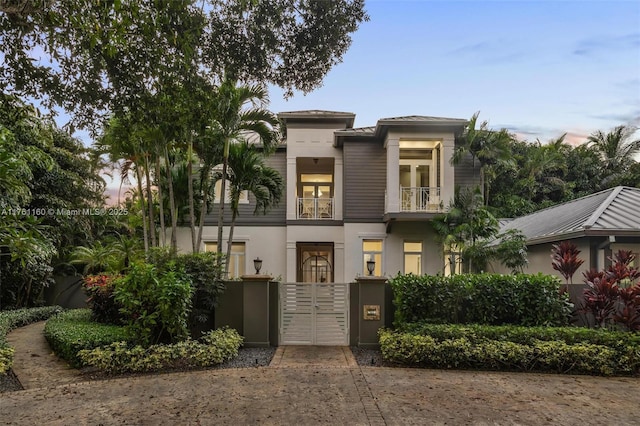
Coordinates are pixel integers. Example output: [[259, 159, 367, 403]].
[[401, 187, 442, 212], [297, 198, 335, 219]]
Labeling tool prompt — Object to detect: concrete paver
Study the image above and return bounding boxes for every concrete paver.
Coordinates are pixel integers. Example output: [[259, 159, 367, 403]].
[[4, 323, 640, 425], [269, 345, 358, 368]]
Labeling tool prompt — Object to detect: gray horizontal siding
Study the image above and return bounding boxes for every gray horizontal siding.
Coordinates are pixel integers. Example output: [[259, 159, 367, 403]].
[[454, 151, 480, 190], [204, 151, 287, 226], [343, 141, 386, 221]]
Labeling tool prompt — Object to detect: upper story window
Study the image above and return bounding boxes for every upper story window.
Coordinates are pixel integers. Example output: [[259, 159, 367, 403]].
[[399, 141, 441, 212], [296, 158, 335, 219]]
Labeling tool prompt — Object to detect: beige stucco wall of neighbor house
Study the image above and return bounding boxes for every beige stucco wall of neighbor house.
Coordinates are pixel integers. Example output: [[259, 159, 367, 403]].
[[284, 123, 344, 221], [610, 243, 640, 267], [490, 239, 592, 284], [173, 226, 287, 279]]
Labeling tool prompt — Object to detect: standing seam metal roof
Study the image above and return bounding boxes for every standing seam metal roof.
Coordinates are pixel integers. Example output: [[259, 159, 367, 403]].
[[500, 186, 640, 244]]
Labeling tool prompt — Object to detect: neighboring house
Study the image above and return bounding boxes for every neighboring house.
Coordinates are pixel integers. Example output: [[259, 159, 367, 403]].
[[176, 110, 479, 282], [491, 186, 640, 280]]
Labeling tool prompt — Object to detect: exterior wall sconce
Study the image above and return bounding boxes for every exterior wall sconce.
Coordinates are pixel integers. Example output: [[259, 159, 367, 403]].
[[366, 258, 375, 276], [253, 257, 263, 274]]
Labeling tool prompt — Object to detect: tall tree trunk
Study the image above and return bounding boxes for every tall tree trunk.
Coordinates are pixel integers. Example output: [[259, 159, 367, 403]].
[[215, 138, 229, 269], [187, 136, 197, 253], [196, 172, 210, 250], [135, 166, 149, 254], [144, 154, 157, 247], [164, 145, 178, 253], [155, 155, 166, 247], [224, 209, 238, 277]]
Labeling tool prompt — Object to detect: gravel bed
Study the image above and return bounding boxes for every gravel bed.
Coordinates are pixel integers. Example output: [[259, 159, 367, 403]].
[[0, 370, 23, 393], [350, 346, 386, 367], [213, 347, 277, 369]]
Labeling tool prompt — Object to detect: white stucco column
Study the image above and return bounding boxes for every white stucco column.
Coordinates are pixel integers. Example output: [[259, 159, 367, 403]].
[[385, 137, 400, 213], [441, 137, 455, 207], [334, 156, 343, 220], [286, 241, 297, 282], [286, 157, 297, 220]]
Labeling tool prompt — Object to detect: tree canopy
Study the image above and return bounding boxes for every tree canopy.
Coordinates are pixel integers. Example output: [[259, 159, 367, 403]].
[[0, 0, 368, 130]]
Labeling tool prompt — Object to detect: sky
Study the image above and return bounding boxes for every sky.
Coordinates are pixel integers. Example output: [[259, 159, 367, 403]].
[[44, 0, 639, 201], [265, 0, 640, 146]]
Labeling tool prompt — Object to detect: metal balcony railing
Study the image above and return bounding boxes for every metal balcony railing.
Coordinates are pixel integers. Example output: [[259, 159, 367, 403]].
[[296, 198, 334, 219], [400, 187, 442, 212]]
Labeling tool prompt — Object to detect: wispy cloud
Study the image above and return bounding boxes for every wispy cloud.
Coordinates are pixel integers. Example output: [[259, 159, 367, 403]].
[[447, 39, 524, 64], [589, 109, 640, 127], [573, 32, 640, 56]]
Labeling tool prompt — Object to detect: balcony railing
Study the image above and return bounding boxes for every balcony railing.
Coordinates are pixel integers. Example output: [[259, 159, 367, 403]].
[[297, 198, 334, 219], [400, 187, 442, 212]]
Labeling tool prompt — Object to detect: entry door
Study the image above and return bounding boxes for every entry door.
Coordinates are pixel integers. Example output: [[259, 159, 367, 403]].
[[297, 243, 334, 283]]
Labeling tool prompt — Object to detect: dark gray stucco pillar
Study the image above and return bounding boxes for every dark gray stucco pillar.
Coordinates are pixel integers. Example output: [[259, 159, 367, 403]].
[[240, 274, 272, 348], [354, 276, 388, 348]]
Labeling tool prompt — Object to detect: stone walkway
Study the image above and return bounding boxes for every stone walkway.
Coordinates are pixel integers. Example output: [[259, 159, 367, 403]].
[[6, 321, 81, 390], [3, 322, 640, 425]]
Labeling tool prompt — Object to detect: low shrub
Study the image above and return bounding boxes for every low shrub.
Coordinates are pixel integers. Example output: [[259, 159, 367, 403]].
[[391, 273, 571, 326], [148, 249, 226, 331], [114, 262, 193, 346], [0, 306, 63, 373], [379, 326, 639, 376], [44, 309, 132, 367], [77, 327, 243, 374]]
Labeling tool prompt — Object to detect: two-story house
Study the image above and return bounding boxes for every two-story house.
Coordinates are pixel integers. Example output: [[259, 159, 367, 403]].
[[176, 110, 478, 283]]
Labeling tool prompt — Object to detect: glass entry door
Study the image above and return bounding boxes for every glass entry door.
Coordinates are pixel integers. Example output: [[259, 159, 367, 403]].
[[297, 243, 334, 283]]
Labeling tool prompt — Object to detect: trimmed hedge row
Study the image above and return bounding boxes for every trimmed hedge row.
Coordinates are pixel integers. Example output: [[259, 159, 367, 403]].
[[400, 322, 640, 348], [0, 306, 63, 373], [391, 273, 571, 326], [379, 326, 640, 376], [44, 309, 133, 367], [77, 328, 243, 374]]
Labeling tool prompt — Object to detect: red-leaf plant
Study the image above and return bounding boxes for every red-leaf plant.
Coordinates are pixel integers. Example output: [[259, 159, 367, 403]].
[[581, 250, 640, 331], [551, 241, 585, 293]]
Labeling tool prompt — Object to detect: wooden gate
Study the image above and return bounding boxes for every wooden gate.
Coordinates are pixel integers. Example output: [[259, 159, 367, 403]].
[[279, 282, 349, 345]]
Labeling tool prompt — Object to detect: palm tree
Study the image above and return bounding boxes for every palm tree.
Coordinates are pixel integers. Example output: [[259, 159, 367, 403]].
[[223, 141, 284, 276], [207, 77, 280, 267], [587, 125, 640, 185], [69, 241, 119, 275], [451, 112, 514, 203]]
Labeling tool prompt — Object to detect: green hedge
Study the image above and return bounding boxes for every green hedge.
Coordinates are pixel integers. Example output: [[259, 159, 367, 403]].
[[0, 306, 63, 373], [44, 309, 133, 367], [391, 273, 571, 326], [379, 326, 640, 376], [77, 328, 243, 374]]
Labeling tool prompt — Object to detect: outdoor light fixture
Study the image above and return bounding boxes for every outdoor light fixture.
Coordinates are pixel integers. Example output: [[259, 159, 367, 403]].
[[366, 258, 375, 276], [253, 257, 263, 274]]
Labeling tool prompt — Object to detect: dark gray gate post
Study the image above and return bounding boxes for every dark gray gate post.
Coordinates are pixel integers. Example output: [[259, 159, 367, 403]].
[[240, 274, 272, 347], [353, 276, 388, 348]]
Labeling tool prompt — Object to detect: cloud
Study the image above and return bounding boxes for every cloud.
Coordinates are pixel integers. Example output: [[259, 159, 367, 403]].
[[589, 109, 640, 127], [447, 39, 524, 64], [573, 32, 640, 56]]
